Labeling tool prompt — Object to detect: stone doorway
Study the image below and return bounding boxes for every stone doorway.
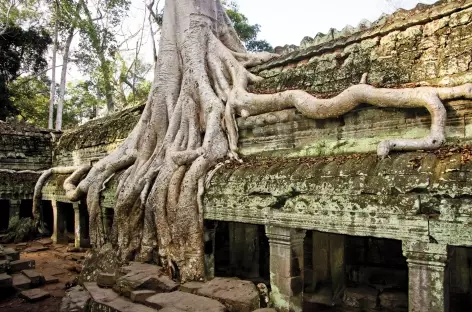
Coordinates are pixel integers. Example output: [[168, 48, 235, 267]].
[[19, 199, 33, 219], [0, 199, 9, 231]]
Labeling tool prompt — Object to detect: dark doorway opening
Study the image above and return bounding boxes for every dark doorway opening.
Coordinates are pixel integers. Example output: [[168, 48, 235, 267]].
[[40, 200, 53, 234], [19, 199, 33, 219], [0, 200, 9, 231]]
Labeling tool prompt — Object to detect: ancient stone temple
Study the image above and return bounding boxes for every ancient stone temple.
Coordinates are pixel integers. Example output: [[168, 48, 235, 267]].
[[2, 1, 472, 311]]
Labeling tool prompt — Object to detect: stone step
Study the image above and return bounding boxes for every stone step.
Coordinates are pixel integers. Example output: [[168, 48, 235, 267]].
[[10, 259, 35, 272], [0, 273, 12, 288], [84, 282, 157, 312], [19, 288, 50, 302], [0, 260, 9, 273], [12, 273, 31, 290], [196, 277, 260, 312], [145, 291, 226, 312], [0, 248, 20, 261], [22, 269, 43, 286]]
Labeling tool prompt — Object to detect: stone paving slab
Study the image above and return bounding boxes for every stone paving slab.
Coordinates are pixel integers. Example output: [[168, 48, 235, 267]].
[[43, 274, 59, 284], [130, 290, 156, 304], [0, 260, 9, 273], [22, 269, 43, 285], [196, 277, 260, 312], [84, 282, 156, 312], [19, 288, 50, 302], [0, 273, 12, 288], [12, 273, 31, 290], [145, 291, 226, 312]]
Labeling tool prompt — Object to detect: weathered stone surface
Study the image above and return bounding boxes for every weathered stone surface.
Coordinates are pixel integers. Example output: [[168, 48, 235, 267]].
[[114, 262, 178, 297], [0, 260, 9, 273], [2, 248, 19, 261], [130, 290, 156, 303], [10, 259, 35, 272], [24, 246, 49, 253], [379, 290, 408, 309], [196, 277, 260, 312], [43, 274, 59, 284], [60, 286, 91, 312], [37, 238, 53, 246], [12, 273, 31, 289], [252, 309, 277, 312], [180, 281, 204, 294], [146, 291, 226, 312], [343, 287, 378, 309], [97, 272, 116, 288], [0, 273, 12, 288], [19, 288, 50, 302], [22, 269, 43, 285], [84, 282, 156, 312]]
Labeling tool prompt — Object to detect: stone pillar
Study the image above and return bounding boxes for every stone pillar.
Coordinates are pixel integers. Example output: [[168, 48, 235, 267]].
[[8, 199, 20, 219], [266, 225, 306, 312], [73, 203, 81, 248], [402, 241, 450, 312], [229, 222, 260, 278], [51, 200, 67, 244]]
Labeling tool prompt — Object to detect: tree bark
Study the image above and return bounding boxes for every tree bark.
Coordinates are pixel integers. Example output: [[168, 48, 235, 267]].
[[48, 1, 59, 129], [33, 0, 472, 283], [56, 27, 75, 131]]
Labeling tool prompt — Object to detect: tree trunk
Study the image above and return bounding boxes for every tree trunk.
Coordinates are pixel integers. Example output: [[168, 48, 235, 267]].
[[48, 3, 59, 129], [55, 27, 75, 131], [33, 0, 472, 283]]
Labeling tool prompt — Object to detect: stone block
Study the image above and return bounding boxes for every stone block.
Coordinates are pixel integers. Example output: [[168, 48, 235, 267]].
[[130, 290, 156, 303], [114, 263, 178, 297], [84, 282, 156, 312], [22, 269, 43, 286], [2, 248, 19, 261], [0, 273, 12, 288], [97, 272, 116, 288], [43, 275, 59, 284], [379, 290, 408, 309], [180, 281, 204, 294], [60, 286, 90, 312], [12, 273, 31, 290], [196, 277, 260, 312], [253, 309, 277, 312], [146, 291, 226, 312], [10, 259, 35, 272], [0, 260, 10, 273], [343, 287, 378, 309], [19, 288, 50, 302]]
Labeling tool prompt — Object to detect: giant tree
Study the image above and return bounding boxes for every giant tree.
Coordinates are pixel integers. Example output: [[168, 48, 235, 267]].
[[34, 0, 472, 282]]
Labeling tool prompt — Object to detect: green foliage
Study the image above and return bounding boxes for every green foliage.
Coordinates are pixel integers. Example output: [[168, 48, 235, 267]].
[[2, 216, 37, 244], [0, 24, 52, 119], [224, 2, 273, 52], [63, 80, 106, 126], [9, 76, 50, 127]]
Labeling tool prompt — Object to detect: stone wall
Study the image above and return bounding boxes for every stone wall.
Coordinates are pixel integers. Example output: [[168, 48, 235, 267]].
[[0, 122, 56, 171], [240, 0, 472, 157]]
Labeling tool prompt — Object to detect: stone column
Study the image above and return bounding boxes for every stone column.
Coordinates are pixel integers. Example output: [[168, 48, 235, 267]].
[[8, 199, 20, 219], [402, 241, 450, 312], [51, 200, 67, 244], [266, 225, 306, 312], [73, 203, 81, 248]]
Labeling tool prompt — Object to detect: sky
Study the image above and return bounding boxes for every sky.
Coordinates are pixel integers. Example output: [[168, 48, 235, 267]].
[[234, 0, 438, 47]]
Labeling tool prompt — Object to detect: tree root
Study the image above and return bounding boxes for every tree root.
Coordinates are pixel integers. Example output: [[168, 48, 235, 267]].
[[31, 0, 472, 284]]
